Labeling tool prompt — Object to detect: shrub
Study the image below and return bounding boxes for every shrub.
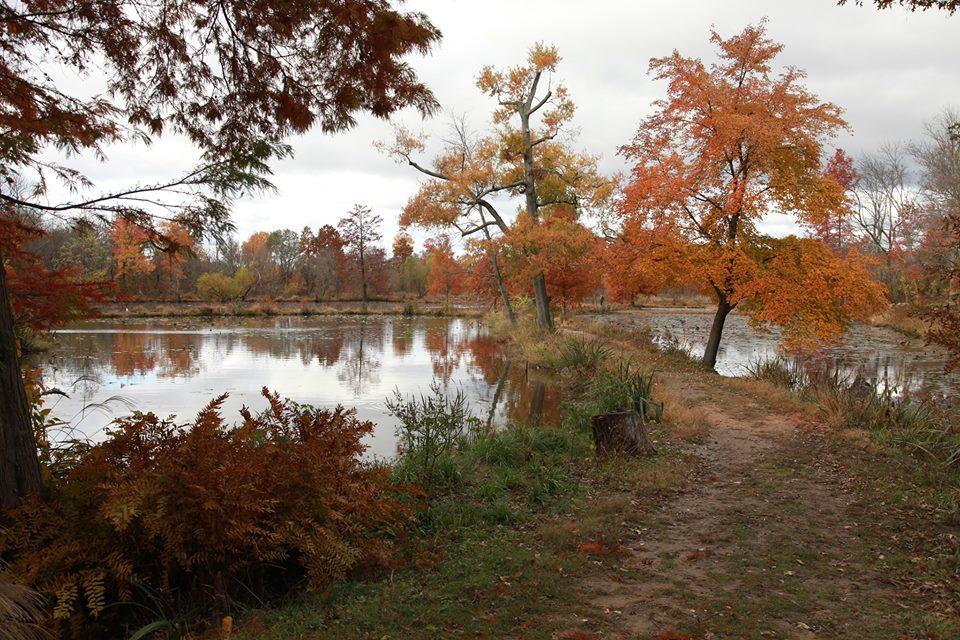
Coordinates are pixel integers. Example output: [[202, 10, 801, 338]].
[[386, 383, 478, 491], [0, 390, 409, 638], [195, 272, 239, 302], [195, 268, 254, 302]]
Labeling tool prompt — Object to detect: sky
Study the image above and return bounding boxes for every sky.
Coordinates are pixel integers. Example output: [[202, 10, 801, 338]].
[[45, 0, 960, 249]]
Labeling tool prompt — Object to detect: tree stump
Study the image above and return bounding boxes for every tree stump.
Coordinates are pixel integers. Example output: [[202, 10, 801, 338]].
[[591, 411, 656, 456]]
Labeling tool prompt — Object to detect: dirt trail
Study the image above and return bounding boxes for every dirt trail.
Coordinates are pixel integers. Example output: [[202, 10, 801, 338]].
[[578, 374, 918, 640]]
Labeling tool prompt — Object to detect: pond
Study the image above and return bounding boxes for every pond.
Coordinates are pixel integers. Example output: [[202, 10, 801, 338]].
[[33, 316, 559, 459], [600, 309, 960, 395]]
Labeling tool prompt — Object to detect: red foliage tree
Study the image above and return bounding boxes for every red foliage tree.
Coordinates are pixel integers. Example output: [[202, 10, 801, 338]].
[[339, 205, 383, 303], [804, 149, 860, 254], [503, 210, 601, 317], [424, 235, 465, 304]]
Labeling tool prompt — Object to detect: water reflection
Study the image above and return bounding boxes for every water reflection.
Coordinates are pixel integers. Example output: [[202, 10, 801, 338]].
[[616, 310, 960, 394], [34, 317, 558, 458]]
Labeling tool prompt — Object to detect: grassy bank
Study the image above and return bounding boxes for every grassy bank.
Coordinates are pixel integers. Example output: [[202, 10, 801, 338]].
[[869, 303, 929, 339], [94, 299, 483, 320]]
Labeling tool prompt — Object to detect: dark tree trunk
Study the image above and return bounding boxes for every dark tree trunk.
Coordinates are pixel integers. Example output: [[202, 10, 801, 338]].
[[0, 256, 42, 509], [532, 274, 553, 330], [703, 297, 733, 370], [483, 227, 516, 325], [485, 360, 511, 431], [591, 411, 656, 457], [359, 253, 368, 304]]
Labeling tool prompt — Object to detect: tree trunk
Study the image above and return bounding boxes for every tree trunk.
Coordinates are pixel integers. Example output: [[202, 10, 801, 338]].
[[591, 411, 656, 457], [702, 297, 733, 370], [484, 230, 516, 325], [359, 254, 368, 304], [532, 273, 553, 330], [519, 82, 553, 331], [0, 256, 42, 509]]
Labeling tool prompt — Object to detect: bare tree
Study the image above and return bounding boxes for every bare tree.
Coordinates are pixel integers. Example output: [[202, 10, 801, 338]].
[[852, 144, 923, 265], [339, 205, 383, 303]]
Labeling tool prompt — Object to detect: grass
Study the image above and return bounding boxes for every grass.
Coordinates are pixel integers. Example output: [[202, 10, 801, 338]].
[[747, 355, 960, 484]]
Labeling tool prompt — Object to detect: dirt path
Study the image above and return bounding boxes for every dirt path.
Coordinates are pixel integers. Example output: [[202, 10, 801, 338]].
[[576, 374, 938, 640]]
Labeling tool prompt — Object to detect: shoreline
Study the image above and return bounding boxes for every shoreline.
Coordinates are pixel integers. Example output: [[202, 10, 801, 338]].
[[92, 299, 485, 320]]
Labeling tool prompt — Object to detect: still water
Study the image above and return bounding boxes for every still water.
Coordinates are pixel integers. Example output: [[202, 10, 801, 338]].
[[34, 317, 558, 458], [610, 309, 960, 394]]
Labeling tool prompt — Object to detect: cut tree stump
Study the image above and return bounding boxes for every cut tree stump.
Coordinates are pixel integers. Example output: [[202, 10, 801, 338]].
[[591, 411, 656, 456]]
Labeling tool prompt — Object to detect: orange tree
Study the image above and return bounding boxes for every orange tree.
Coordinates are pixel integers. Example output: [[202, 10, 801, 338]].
[[502, 208, 601, 318], [0, 0, 440, 507], [110, 218, 155, 296], [382, 45, 609, 329], [616, 23, 886, 368], [424, 235, 464, 305], [380, 119, 521, 322]]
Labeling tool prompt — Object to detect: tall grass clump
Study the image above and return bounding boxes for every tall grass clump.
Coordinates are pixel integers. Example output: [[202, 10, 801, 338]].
[[387, 383, 478, 491], [746, 356, 804, 389], [0, 564, 46, 640], [800, 371, 960, 473], [544, 337, 611, 378], [566, 361, 664, 429]]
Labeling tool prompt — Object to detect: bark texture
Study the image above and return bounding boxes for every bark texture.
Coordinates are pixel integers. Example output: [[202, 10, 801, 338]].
[[0, 257, 42, 509], [591, 411, 656, 457], [703, 297, 733, 370]]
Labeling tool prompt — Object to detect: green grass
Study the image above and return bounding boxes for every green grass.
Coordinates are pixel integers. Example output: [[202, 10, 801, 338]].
[[244, 530, 582, 640]]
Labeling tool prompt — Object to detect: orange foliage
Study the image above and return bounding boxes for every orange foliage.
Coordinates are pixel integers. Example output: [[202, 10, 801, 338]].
[[740, 238, 886, 351], [392, 232, 415, 260], [602, 218, 691, 303], [242, 231, 272, 274], [616, 23, 885, 357], [153, 220, 196, 295], [0, 390, 410, 638], [110, 218, 154, 291], [424, 235, 464, 301], [462, 237, 505, 305], [504, 211, 601, 312]]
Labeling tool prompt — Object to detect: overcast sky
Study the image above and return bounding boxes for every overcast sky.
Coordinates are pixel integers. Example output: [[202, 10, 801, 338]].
[[51, 0, 960, 250]]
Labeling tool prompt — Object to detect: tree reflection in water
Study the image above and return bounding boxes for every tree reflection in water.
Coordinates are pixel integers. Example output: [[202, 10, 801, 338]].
[[34, 317, 562, 452]]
